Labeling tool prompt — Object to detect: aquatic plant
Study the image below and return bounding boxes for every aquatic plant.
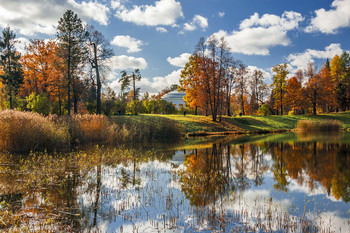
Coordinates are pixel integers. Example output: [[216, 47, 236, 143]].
[[0, 110, 69, 153], [295, 119, 341, 132]]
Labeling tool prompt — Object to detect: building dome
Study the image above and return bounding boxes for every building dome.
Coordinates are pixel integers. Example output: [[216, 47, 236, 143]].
[[161, 91, 186, 109]]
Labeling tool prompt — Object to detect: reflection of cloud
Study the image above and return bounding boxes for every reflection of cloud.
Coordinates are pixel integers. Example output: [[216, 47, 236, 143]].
[[308, 211, 350, 232]]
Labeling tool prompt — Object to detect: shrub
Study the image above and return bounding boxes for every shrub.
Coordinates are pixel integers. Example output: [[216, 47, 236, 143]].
[[295, 120, 342, 132], [0, 110, 69, 153], [26, 93, 51, 115], [257, 104, 269, 116]]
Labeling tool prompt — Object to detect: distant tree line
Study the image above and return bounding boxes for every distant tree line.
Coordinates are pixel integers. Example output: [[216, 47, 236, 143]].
[[180, 36, 350, 121], [0, 10, 180, 116]]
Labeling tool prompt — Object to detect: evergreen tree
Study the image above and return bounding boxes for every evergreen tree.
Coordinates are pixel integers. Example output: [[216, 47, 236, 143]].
[[0, 27, 23, 109], [57, 10, 86, 115]]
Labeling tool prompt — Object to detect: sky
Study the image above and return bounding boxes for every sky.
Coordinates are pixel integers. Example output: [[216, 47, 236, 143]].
[[1, 0, 350, 94]]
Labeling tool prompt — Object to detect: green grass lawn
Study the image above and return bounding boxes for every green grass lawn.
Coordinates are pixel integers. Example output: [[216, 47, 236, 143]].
[[146, 112, 350, 134]]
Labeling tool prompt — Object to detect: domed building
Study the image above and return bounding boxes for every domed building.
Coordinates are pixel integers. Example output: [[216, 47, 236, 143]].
[[161, 91, 186, 109]]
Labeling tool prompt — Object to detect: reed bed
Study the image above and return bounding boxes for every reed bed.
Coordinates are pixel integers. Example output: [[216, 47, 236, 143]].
[[0, 110, 69, 153], [295, 119, 342, 132], [0, 110, 184, 153]]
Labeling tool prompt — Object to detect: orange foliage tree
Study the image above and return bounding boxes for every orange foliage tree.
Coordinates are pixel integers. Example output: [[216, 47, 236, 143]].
[[285, 77, 302, 114], [21, 40, 66, 114], [180, 54, 209, 115]]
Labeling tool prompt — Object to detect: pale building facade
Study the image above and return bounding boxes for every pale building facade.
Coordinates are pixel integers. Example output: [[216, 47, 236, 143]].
[[161, 91, 186, 109]]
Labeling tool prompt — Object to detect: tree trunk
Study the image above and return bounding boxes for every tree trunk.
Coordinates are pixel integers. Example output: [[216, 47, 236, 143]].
[[93, 43, 101, 115], [73, 79, 78, 114], [67, 48, 71, 116], [313, 90, 317, 115], [9, 89, 13, 109]]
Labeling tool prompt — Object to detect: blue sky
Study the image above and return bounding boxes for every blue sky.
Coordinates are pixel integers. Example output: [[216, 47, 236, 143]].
[[1, 0, 349, 94]]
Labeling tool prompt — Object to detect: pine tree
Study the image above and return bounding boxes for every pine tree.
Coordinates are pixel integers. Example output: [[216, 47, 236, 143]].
[[0, 27, 23, 109], [57, 10, 86, 115]]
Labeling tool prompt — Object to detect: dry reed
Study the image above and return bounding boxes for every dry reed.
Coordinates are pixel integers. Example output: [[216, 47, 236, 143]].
[[0, 110, 69, 153], [295, 119, 341, 132], [0, 110, 184, 153]]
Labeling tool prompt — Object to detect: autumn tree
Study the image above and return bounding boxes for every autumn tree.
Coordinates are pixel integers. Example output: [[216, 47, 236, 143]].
[[57, 10, 86, 115], [285, 77, 302, 114], [180, 54, 207, 115], [271, 63, 289, 115], [0, 27, 23, 109], [223, 60, 240, 116], [318, 60, 337, 112], [247, 69, 269, 115], [194, 36, 232, 121], [304, 62, 325, 115], [330, 52, 350, 111], [234, 63, 248, 115], [20, 39, 66, 114], [85, 25, 113, 114]]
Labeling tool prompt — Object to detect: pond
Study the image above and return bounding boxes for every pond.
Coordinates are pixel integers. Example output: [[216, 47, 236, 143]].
[[0, 132, 349, 232]]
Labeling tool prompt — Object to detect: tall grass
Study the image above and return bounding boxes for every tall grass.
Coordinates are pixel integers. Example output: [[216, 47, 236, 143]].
[[0, 110, 69, 153], [0, 110, 184, 153], [295, 119, 342, 132]]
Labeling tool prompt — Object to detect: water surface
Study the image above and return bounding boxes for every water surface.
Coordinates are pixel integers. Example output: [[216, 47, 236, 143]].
[[0, 132, 349, 232]]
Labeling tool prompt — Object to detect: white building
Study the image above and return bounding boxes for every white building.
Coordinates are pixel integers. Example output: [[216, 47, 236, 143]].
[[161, 91, 186, 109]]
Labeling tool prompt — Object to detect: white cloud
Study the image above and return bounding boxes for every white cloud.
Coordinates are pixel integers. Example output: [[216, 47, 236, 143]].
[[111, 35, 144, 53], [211, 11, 304, 55], [167, 53, 191, 67], [305, 0, 350, 34], [110, 69, 181, 94], [287, 43, 344, 72], [107, 55, 148, 70], [184, 15, 208, 31], [0, 0, 110, 36], [114, 0, 183, 26], [156, 27, 168, 33], [218, 12, 225, 18]]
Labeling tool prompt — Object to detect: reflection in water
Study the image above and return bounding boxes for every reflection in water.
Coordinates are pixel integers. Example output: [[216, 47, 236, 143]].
[[0, 133, 349, 232]]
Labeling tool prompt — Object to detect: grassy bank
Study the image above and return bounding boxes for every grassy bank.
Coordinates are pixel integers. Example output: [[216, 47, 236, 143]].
[[152, 111, 350, 135], [0, 110, 184, 153]]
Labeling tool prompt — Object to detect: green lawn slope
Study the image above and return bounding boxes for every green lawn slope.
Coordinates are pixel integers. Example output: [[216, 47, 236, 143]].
[[147, 112, 350, 135]]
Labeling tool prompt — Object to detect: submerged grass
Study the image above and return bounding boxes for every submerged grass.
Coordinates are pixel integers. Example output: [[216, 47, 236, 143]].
[[0, 110, 184, 153]]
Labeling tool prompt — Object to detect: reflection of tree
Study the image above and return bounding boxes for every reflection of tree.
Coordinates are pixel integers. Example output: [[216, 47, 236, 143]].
[[249, 144, 268, 186], [271, 143, 289, 192], [180, 144, 234, 207], [268, 141, 350, 202], [0, 148, 158, 231], [233, 144, 250, 191], [331, 145, 350, 202]]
